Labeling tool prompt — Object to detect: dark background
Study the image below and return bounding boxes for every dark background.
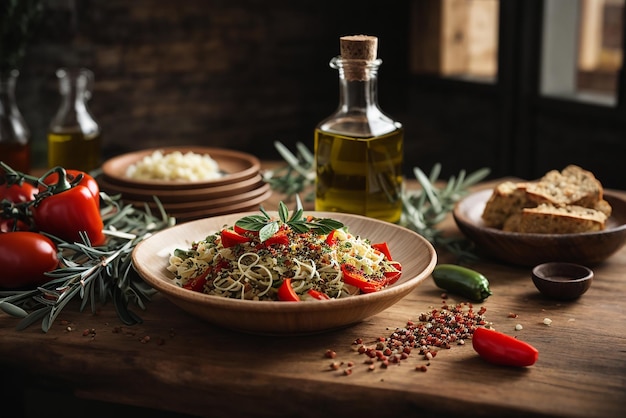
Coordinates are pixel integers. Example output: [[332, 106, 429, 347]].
[[10, 0, 626, 189]]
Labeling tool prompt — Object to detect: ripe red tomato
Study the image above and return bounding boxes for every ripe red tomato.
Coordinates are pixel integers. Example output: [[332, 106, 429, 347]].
[[41, 169, 100, 208], [0, 217, 30, 233], [0, 182, 37, 203], [0, 232, 59, 289]]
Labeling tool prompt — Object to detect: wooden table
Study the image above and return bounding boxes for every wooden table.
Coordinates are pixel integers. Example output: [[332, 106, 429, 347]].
[[1, 174, 625, 418]]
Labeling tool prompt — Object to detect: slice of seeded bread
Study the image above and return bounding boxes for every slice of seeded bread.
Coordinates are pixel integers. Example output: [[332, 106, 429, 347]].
[[516, 204, 608, 234], [525, 165, 603, 207], [481, 181, 532, 228], [481, 165, 610, 234]]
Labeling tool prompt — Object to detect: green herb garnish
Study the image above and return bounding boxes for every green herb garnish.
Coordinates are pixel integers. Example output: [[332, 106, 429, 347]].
[[235, 195, 344, 242]]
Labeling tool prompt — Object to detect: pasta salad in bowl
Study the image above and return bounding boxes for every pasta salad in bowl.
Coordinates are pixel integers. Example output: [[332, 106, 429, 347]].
[[132, 201, 437, 335]]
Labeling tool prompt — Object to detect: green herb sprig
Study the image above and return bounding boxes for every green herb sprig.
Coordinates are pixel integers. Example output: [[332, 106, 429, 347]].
[[235, 195, 344, 242], [0, 192, 175, 332], [265, 141, 490, 260]]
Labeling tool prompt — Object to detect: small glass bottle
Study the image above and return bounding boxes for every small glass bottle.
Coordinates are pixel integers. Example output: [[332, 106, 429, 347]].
[[47, 67, 102, 172], [0, 70, 31, 173], [314, 35, 404, 223]]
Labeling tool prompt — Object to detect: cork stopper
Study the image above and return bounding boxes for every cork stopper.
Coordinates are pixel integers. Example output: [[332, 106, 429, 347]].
[[339, 35, 378, 81], [340, 35, 378, 60]]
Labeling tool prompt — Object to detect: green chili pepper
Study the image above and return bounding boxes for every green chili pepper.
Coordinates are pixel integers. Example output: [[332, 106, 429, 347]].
[[431, 264, 492, 301]]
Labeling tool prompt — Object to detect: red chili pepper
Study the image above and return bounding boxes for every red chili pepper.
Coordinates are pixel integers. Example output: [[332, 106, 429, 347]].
[[277, 278, 300, 301], [220, 229, 251, 247], [340, 263, 384, 293], [0, 231, 59, 289], [472, 327, 539, 367], [307, 289, 330, 300], [32, 168, 105, 246], [0, 182, 37, 203], [41, 169, 100, 208], [372, 242, 393, 261]]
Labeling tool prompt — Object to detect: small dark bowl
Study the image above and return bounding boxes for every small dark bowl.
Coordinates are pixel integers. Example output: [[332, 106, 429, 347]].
[[531, 262, 594, 300]]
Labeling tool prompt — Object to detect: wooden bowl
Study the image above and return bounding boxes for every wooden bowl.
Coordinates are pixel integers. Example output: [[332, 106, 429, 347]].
[[132, 212, 437, 335], [453, 189, 626, 266], [101, 146, 260, 190], [531, 262, 593, 300]]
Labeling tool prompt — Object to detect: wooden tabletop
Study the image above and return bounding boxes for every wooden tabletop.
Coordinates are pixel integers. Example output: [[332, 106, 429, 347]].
[[1, 173, 625, 418]]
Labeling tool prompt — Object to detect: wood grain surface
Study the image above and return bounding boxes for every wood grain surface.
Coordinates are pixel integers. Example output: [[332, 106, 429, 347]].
[[1, 173, 624, 418]]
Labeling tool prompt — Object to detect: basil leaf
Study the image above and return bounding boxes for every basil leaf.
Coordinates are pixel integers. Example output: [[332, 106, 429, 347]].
[[259, 222, 279, 242]]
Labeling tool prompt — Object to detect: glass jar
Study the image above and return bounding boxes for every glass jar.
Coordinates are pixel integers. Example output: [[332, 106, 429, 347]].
[[0, 70, 31, 173], [314, 36, 404, 223], [47, 67, 102, 172]]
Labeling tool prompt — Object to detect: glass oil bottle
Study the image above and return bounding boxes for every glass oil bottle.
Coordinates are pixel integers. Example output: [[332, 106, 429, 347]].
[[47, 68, 101, 172], [0, 70, 31, 173], [314, 35, 403, 223]]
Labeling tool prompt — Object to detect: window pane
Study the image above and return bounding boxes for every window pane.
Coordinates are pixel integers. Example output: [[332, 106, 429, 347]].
[[410, 0, 499, 82], [541, 0, 624, 106]]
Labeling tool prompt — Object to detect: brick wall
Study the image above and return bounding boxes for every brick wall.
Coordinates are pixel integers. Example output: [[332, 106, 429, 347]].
[[15, 0, 410, 168]]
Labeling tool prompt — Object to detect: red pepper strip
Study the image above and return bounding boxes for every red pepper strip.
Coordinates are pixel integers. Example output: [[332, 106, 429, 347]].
[[234, 224, 258, 236], [472, 327, 539, 367], [220, 229, 251, 247], [340, 263, 384, 293], [42, 169, 100, 209], [372, 242, 393, 261], [183, 268, 210, 292], [384, 261, 403, 285], [277, 278, 300, 301], [32, 168, 105, 246], [307, 289, 330, 300], [325, 229, 337, 246], [263, 230, 289, 247]]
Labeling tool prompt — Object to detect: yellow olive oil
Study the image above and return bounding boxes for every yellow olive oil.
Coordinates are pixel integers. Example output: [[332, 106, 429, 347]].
[[315, 128, 403, 223], [47, 130, 101, 172]]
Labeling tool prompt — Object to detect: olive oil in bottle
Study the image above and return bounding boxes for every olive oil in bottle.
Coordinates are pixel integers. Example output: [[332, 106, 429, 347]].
[[314, 35, 403, 223], [47, 68, 101, 172], [48, 129, 102, 171]]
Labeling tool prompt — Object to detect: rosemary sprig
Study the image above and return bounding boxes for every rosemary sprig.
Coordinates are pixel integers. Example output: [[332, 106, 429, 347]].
[[0, 192, 175, 332], [401, 164, 490, 261], [265, 141, 490, 260], [236, 195, 344, 242]]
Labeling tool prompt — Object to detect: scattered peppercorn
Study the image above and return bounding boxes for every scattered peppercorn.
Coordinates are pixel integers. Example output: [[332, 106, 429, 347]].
[[327, 301, 488, 375], [325, 349, 337, 359]]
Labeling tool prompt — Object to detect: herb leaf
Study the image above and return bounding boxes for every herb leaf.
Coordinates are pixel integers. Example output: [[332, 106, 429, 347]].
[[234, 196, 344, 242]]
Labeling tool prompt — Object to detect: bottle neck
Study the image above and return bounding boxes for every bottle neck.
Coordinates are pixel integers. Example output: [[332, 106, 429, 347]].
[[0, 70, 19, 115], [50, 68, 99, 133], [318, 57, 399, 137], [333, 56, 381, 113], [58, 68, 91, 111]]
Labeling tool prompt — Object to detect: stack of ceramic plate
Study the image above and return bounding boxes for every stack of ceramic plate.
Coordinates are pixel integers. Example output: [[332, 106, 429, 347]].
[[99, 146, 271, 222]]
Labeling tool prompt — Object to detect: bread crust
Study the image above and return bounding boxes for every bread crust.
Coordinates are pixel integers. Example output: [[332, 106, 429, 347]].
[[481, 165, 610, 234]]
